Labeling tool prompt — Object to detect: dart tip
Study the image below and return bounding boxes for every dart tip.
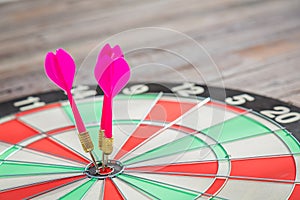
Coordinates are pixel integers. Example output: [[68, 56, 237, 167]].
[[89, 152, 99, 173]]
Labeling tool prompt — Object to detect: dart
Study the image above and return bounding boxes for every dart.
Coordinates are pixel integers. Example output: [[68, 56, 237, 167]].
[[44, 48, 99, 171], [94, 44, 130, 168]]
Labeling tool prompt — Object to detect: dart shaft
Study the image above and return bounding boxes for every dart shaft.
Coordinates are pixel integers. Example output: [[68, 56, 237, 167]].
[[77, 131, 99, 172], [67, 91, 86, 133], [101, 95, 112, 138], [89, 152, 99, 172]]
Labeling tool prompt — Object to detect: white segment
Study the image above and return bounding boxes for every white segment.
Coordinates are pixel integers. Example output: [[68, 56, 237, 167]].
[[124, 131, 218, 168], [294, 155, 300, 182], [126, 147, 216, 168], [178, 104, 237, 131], [0, 141, 81, 167], [32, 178, 87, 199], [125, 172, 214, 194], [245, 112, 280, 131], [120, 97, 209, 162], [195, 196, 211, 200], [0, 115, 15, 124], [0, 142, 10, 153], [222, 134, 290, 159], [18, 134, 46, 146], [0, 173, 82, 191], [217, 160, 230, 177], [60, 101, 71, 106], [114, 98, 159, 120], [113, 178, 151, 200], [6, 145, 84, 167], [121, 129, 187, 162], [19, 107, 73, 132], [217, 179, 293, 200], [82, 180, 104, 200], [111, 124, 139, 158], [159, 96, 199, 103], [52, 130, 88, 160], [195, 133, 218, 145]]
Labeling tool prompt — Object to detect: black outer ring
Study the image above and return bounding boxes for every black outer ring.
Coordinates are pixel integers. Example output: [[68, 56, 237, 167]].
[[0, 82, 299, 141]]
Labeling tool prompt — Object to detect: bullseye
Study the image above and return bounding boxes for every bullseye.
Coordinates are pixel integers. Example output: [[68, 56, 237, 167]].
[[99, 166, 113, 175], [84, 160, 124, 179]]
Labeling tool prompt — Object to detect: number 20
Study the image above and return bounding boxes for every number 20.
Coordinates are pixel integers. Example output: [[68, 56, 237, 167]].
[[260, 106, 300, 124]]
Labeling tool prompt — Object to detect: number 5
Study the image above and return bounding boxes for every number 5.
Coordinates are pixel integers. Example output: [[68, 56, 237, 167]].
[[225, 94, 255, 105]]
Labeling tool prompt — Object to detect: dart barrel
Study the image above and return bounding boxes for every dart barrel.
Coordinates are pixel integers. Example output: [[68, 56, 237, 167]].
[[99, 130, 104, 150], [102, 137, 114, 155], [78, 131, 94, 153]]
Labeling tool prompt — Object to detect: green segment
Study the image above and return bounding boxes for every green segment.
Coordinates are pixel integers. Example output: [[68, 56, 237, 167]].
[[87, 126, 102, 161], [62, 100, 102, 124], [112, 119, 140, 125], [0, 145, 21, 160], [202, 115, 271, 143], [0, 161, 84, 177], [59, 178, 96, 200], [275, 130, 300, 153], [118, 174, 199, 200], [123, 135, 208, 165], [62, 94, 158, 124], [211, 144, 228, 159]]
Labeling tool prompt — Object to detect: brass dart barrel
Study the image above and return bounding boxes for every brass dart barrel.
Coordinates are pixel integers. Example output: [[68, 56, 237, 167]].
[[78, 131, 99, 172], [78, 131, 94, 153], [99, 130, 104, 150], [102, 137, 114, 155], [99, 130, 114, 169]]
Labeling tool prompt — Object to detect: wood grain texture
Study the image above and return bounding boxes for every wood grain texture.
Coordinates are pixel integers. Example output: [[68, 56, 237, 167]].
[[0, 0, 299, 107]]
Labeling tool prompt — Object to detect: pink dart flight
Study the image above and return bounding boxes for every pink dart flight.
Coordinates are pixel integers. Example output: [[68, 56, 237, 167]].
[[44, 49, 86, 133], [94, 44, 131, 138]]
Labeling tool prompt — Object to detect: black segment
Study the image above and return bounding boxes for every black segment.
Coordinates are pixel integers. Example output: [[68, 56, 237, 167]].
[[0, 82, 299, 141]]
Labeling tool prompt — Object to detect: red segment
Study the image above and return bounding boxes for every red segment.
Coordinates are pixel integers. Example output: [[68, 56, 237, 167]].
[[230, 155, 296, 181], [204, 178, 226, 196], [289, 184, 300, 200], [0, 175, 85, 199], [114, 100, 195, 160], [145, 100, 195, 122], [207, 101, 245, 114], [104, 178, 124, 200], [114, 125, 162, 160], [47, 125, 75, 135], [27, 137, 89, 164], [0, 119, 39, 144], [171, 124, 196, 134], [126, 161, 218, 175], [99, 167, 113, 175], [15, 103, 60, 117]]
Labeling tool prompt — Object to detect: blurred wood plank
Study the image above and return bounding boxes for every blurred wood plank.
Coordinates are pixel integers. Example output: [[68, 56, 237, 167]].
[[0, 0, 299, 107]]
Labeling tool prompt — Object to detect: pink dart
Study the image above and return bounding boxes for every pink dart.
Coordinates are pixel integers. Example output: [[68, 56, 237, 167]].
[[94, 44, 131, 138], [95, 44, 130, 168], [44, 48, 98, 169], [45, 49, 85, 133]]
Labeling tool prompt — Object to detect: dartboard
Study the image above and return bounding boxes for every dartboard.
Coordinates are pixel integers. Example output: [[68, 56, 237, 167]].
[[0, 83, 299, 200]]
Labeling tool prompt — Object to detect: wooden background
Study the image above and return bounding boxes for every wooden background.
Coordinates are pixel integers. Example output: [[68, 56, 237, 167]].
[[0, 0, 299, 107]]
